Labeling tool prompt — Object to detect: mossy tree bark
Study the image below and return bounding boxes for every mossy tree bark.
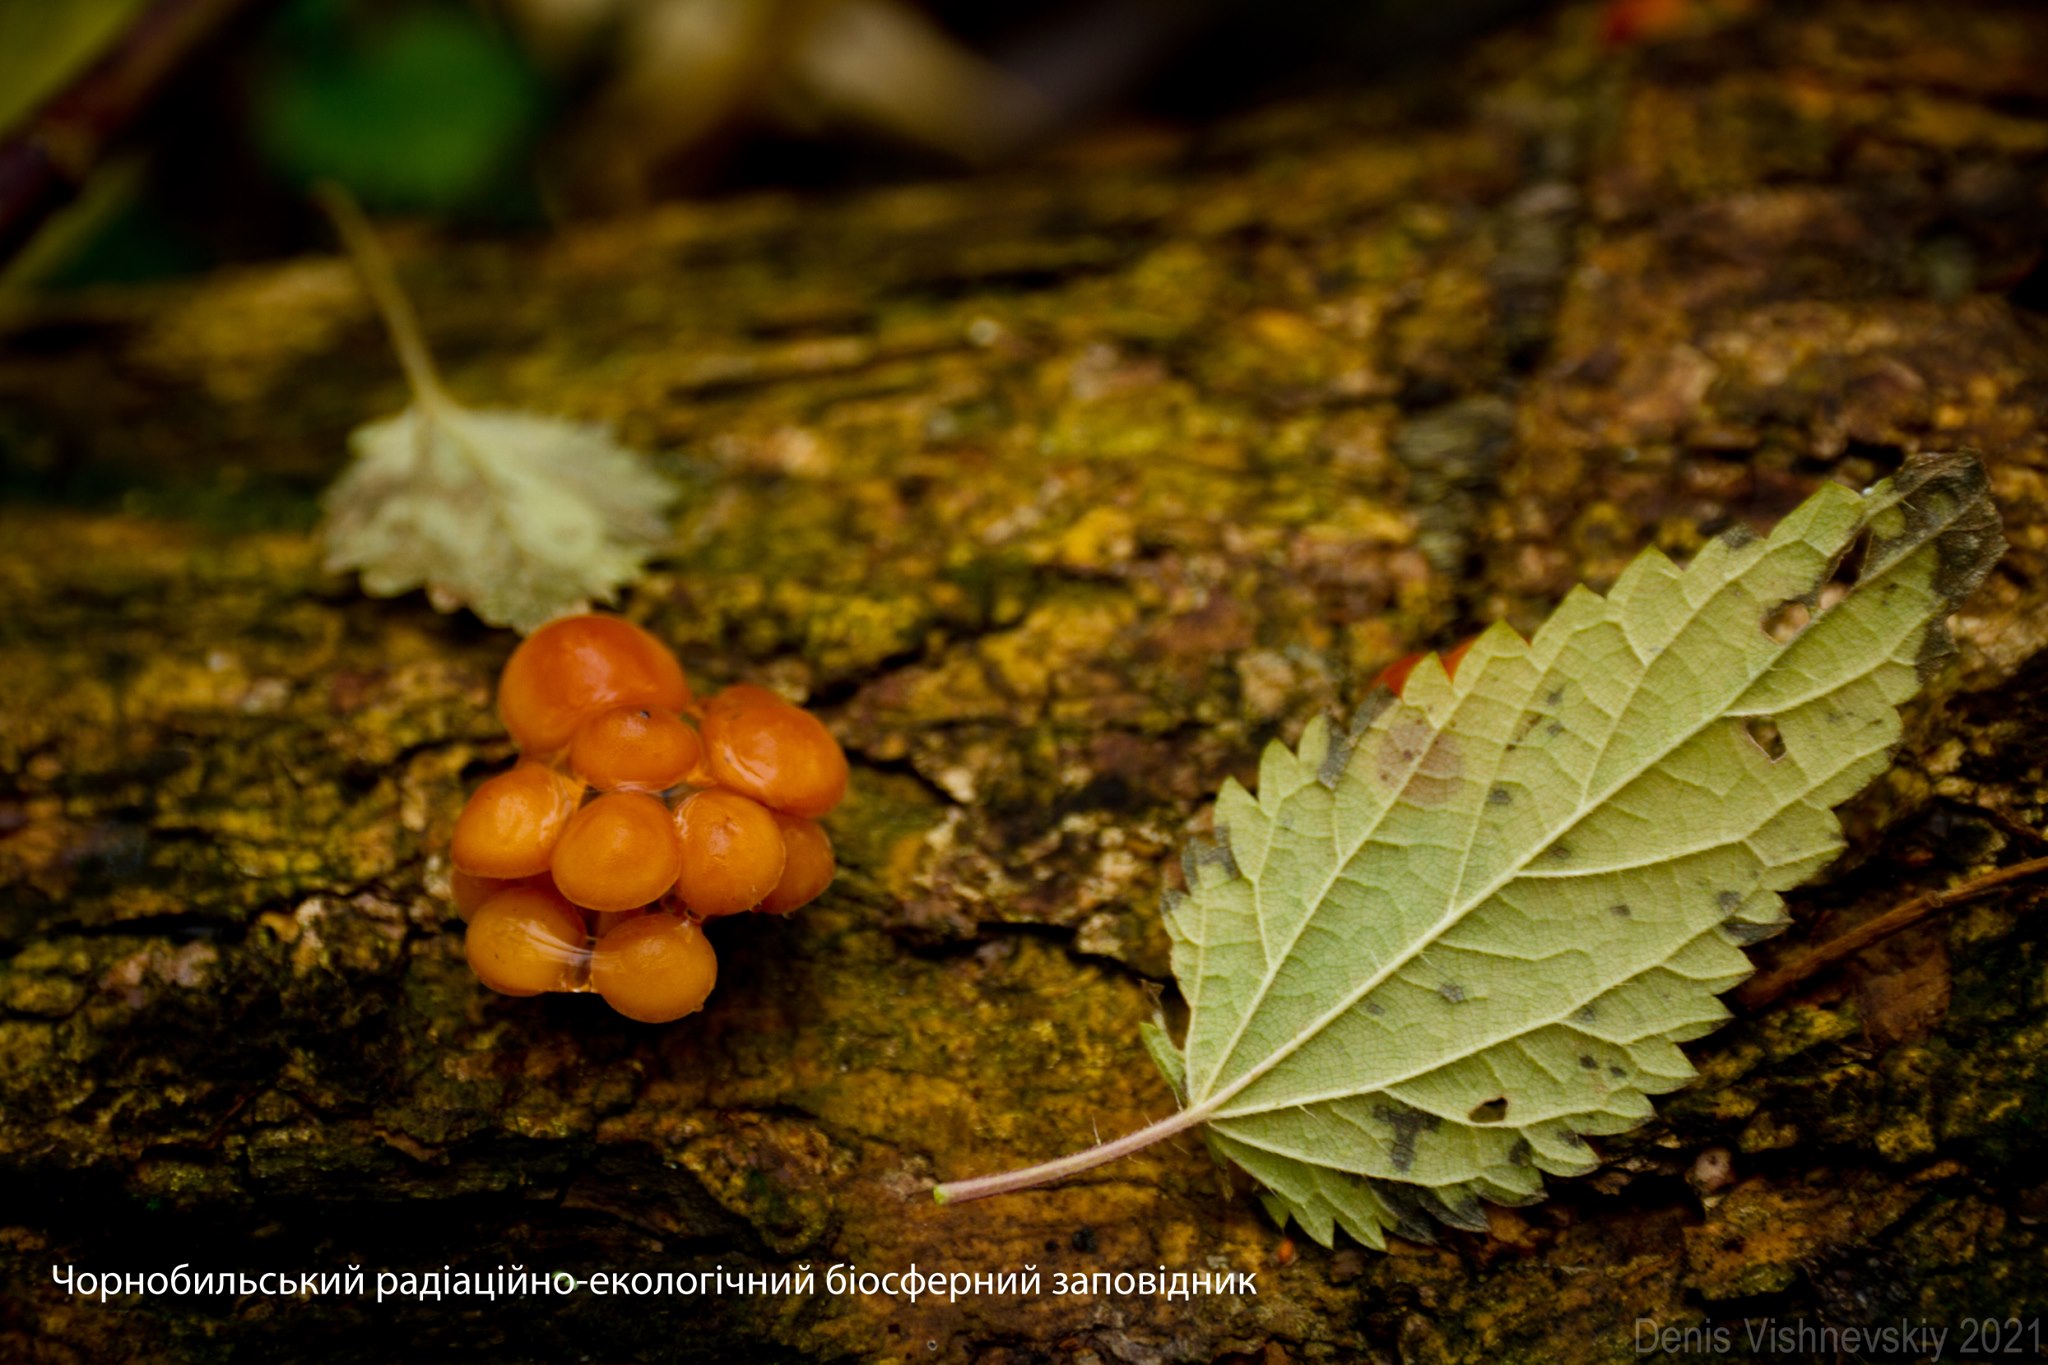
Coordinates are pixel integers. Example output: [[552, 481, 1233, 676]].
[[5, 2, 2048, 1360]]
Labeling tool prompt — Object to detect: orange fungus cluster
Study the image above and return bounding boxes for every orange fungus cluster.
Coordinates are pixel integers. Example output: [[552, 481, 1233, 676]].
[[448, 615, 846, 1022]]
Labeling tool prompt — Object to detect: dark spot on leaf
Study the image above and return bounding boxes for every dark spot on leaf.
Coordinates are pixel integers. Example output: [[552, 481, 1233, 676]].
[[1717, 890, 1742, 912], [1378, 719, 1464, 806], [1565, 1131, 1588, 1148], [1374, 1102, 1443, 1175], [1574, 1003, 1598, 1023], [1549, 842, 1572, 860], [1422, 1189, 1490, 1233], [1507, 1138, 1534, 1167], [1488, 785, 1512, 805], [1070, 1227, 1097, 1253], [1545, 719, 1565, 738], [1720, 524, 1759, 549], [1366, 1179, 1441, 1244], [1317, 718, 1362, 789], [1316, 748, 1348, 791], [1721, 916, 1780, 945], [1183, 833, 1240, 883], [1610, 903, 1632, 918], [1609, 1065, 1627, 1079], [1351, 690, 1395, 730], [1544, 687, 1564, 707], [1439, 982, 1467, 1003], [1364, 1000, 1386, 1016], [1578, 1054, 1596, 1070], [1468, 1097, 1507, 1123]]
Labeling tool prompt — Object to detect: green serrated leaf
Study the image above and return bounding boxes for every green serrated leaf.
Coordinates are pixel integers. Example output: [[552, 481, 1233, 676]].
[[1163, 451, 2000, 1246], [320, 401, 676, 633], [940, 451, 2003, 1247]]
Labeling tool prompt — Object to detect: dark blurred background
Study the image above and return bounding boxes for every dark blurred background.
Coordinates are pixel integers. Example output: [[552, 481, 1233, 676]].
[[0, 0, 1588, 289]]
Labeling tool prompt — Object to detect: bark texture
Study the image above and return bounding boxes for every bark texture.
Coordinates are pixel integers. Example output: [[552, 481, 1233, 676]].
[[4, 2, 2048, 1360]]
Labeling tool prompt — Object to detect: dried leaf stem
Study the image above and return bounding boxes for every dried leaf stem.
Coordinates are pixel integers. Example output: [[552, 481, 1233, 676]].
[[933, 1103, 1210, 1205], [312, 183, 454, 412]]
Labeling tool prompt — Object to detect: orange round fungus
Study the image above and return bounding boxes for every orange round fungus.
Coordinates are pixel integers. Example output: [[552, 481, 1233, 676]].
[[465, 885, 588, 996], [589, 913, 718, 1023], [587, 907, 647, 937], [700, 685, 848, 818], [450, 868, 548, 922], [569, 705, 702, 792], [758, 813, 835, 915], [458, 617, 843, 1016], [498, 615, 690, 756], [451, 763, 584, 879], [550, 791, 682, 912], [672, 788, 787, 918]]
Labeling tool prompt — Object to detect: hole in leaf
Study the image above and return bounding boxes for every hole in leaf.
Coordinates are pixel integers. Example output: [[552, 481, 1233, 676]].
[[1760, 599, 1810, 643], [1830, 527, 1872, 587], [1819, 527, 1872, 611], [1468, 1097, 1509, 1124], [1744, 717, 1787, 761]]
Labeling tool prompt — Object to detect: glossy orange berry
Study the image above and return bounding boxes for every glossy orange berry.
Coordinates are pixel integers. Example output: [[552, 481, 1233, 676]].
[[449, 868, 549, 922], [550, 791, 682, 912], [587, 907, 647, 937], [671, 788, 787, 918], [700, 684, 848, 818], [589, 913, 718, 1023], [568, 705, 702, 792], [451, 763, 585, 879], [465, 884, 588, 996], [498, 615, 690, 757], [758, 813, 835, 915]]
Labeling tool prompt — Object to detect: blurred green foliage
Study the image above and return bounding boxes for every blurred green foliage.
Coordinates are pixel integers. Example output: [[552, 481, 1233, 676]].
[[254, 0, 551, 211]]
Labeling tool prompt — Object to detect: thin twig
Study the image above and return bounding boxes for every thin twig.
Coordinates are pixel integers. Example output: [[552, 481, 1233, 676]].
[[1735, 854, 2048, 1011], [0, 0, 265, 265]]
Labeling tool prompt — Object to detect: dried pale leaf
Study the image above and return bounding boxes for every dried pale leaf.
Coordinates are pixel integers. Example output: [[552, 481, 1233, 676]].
[[320, 401, 677, 633]]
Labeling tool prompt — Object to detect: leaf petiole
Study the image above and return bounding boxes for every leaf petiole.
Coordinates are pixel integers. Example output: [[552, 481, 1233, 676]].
[[313, 182, 457, 415], [932, 1101, 1213, 1205]]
